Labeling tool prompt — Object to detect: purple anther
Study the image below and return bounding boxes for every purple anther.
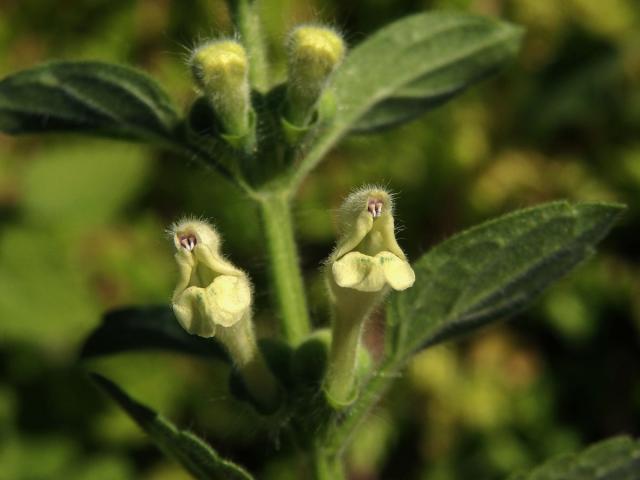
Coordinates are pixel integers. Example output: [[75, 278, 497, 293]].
[[179, 234, 197, 251], [367, 198, 383, 218]]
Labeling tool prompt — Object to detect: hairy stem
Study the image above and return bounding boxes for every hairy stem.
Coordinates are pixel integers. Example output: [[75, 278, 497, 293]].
[[229, 0, 268, 91], [287, 125, 342, 193], [326, 360, 397, 456], [257, 191, 311, 344], [311, 442, 345, 480]]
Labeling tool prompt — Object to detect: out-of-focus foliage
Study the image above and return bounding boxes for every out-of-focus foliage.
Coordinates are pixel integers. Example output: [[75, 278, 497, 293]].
[[0, 0, 638, 479]]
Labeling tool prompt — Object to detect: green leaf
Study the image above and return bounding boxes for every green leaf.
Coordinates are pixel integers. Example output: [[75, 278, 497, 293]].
[[92, 374, 253, 480], [291, 12, 522, 187], [509, 436, 640, 479], [0, 61, 180, 143], [387, 201, 625, 360], [336, 13, 522, 133], [80, 306, 227, 361], [326, 201, 624, 456]]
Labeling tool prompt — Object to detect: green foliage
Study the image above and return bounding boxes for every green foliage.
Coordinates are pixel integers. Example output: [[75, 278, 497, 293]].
[[80, 306, 227, 360], [386, 201, 626, 361], [0, 61, 179, 143], [509, 436, 640, 480], [292, 12, 522, 185], [334, 13, 522, 133], [0, 2, 637, 480], [321, 201, 625, 458], [92, 374, 254, 480]]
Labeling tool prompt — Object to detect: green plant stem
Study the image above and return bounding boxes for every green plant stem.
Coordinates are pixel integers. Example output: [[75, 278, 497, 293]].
[[326, 360, 397, 455], [229, 0, 268, 91], [257, 191, 311, 344], [311, 442, 345, 480], [287, 126, 342, 193]]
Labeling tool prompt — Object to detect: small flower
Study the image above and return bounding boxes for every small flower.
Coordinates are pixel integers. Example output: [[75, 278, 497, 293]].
[[323, 187, 414, 407], [170, 218, 252, 338], [169, 218, 280, 412], [330, 187, 415, 293]]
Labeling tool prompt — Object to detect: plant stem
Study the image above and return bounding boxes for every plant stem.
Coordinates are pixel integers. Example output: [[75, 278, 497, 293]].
[[229, 0, 268, 91], [257, 191, 311, 344], [326, 360, 397, 456], [311, 442, 345, 480]]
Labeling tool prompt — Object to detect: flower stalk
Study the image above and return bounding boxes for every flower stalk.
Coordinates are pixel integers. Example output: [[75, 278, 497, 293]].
[[257, 191, 311, 345]]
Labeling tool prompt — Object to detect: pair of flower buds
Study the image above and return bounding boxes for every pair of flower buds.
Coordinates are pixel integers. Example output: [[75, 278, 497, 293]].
[[170, 188, 415, 410], [189, 24, 346, 142]]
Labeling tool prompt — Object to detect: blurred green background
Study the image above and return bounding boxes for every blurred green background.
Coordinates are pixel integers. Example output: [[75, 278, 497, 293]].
[[1, 0, 639, 478]]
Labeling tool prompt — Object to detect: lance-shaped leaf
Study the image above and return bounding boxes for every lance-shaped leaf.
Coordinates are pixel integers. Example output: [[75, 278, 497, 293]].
[[327, 201, 624, 455], [291, 12, 522, 187], [92, 374, 253, 480], [509, 436, 640, 480], [0, 61, 180, 143], [336, 13, 522, 133], [80, 306, 227, 361], [387, 201, 625, 361]]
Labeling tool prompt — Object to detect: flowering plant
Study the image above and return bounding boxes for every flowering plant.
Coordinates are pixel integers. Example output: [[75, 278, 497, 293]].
[[0, 1, 631, 478]]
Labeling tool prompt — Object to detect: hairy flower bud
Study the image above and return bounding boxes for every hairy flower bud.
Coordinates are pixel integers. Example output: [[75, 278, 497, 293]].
[[285, 25, 345, 126], [324, 187, 415, 407], [189, 40, 251, 137]]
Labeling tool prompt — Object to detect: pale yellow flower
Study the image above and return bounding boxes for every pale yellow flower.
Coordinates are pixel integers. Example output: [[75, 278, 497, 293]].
[[170, 219, 251, 337], [330, 187, 415, 293]]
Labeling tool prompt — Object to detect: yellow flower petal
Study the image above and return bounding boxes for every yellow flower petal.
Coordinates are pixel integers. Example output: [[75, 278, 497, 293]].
[[377, 252, 416, 291], [333, 252, 385, 292], [332, 251, 415, 293], [206, 275, 252, 327], [170, 218, 253, 337], [173, 286, 218, 337]]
